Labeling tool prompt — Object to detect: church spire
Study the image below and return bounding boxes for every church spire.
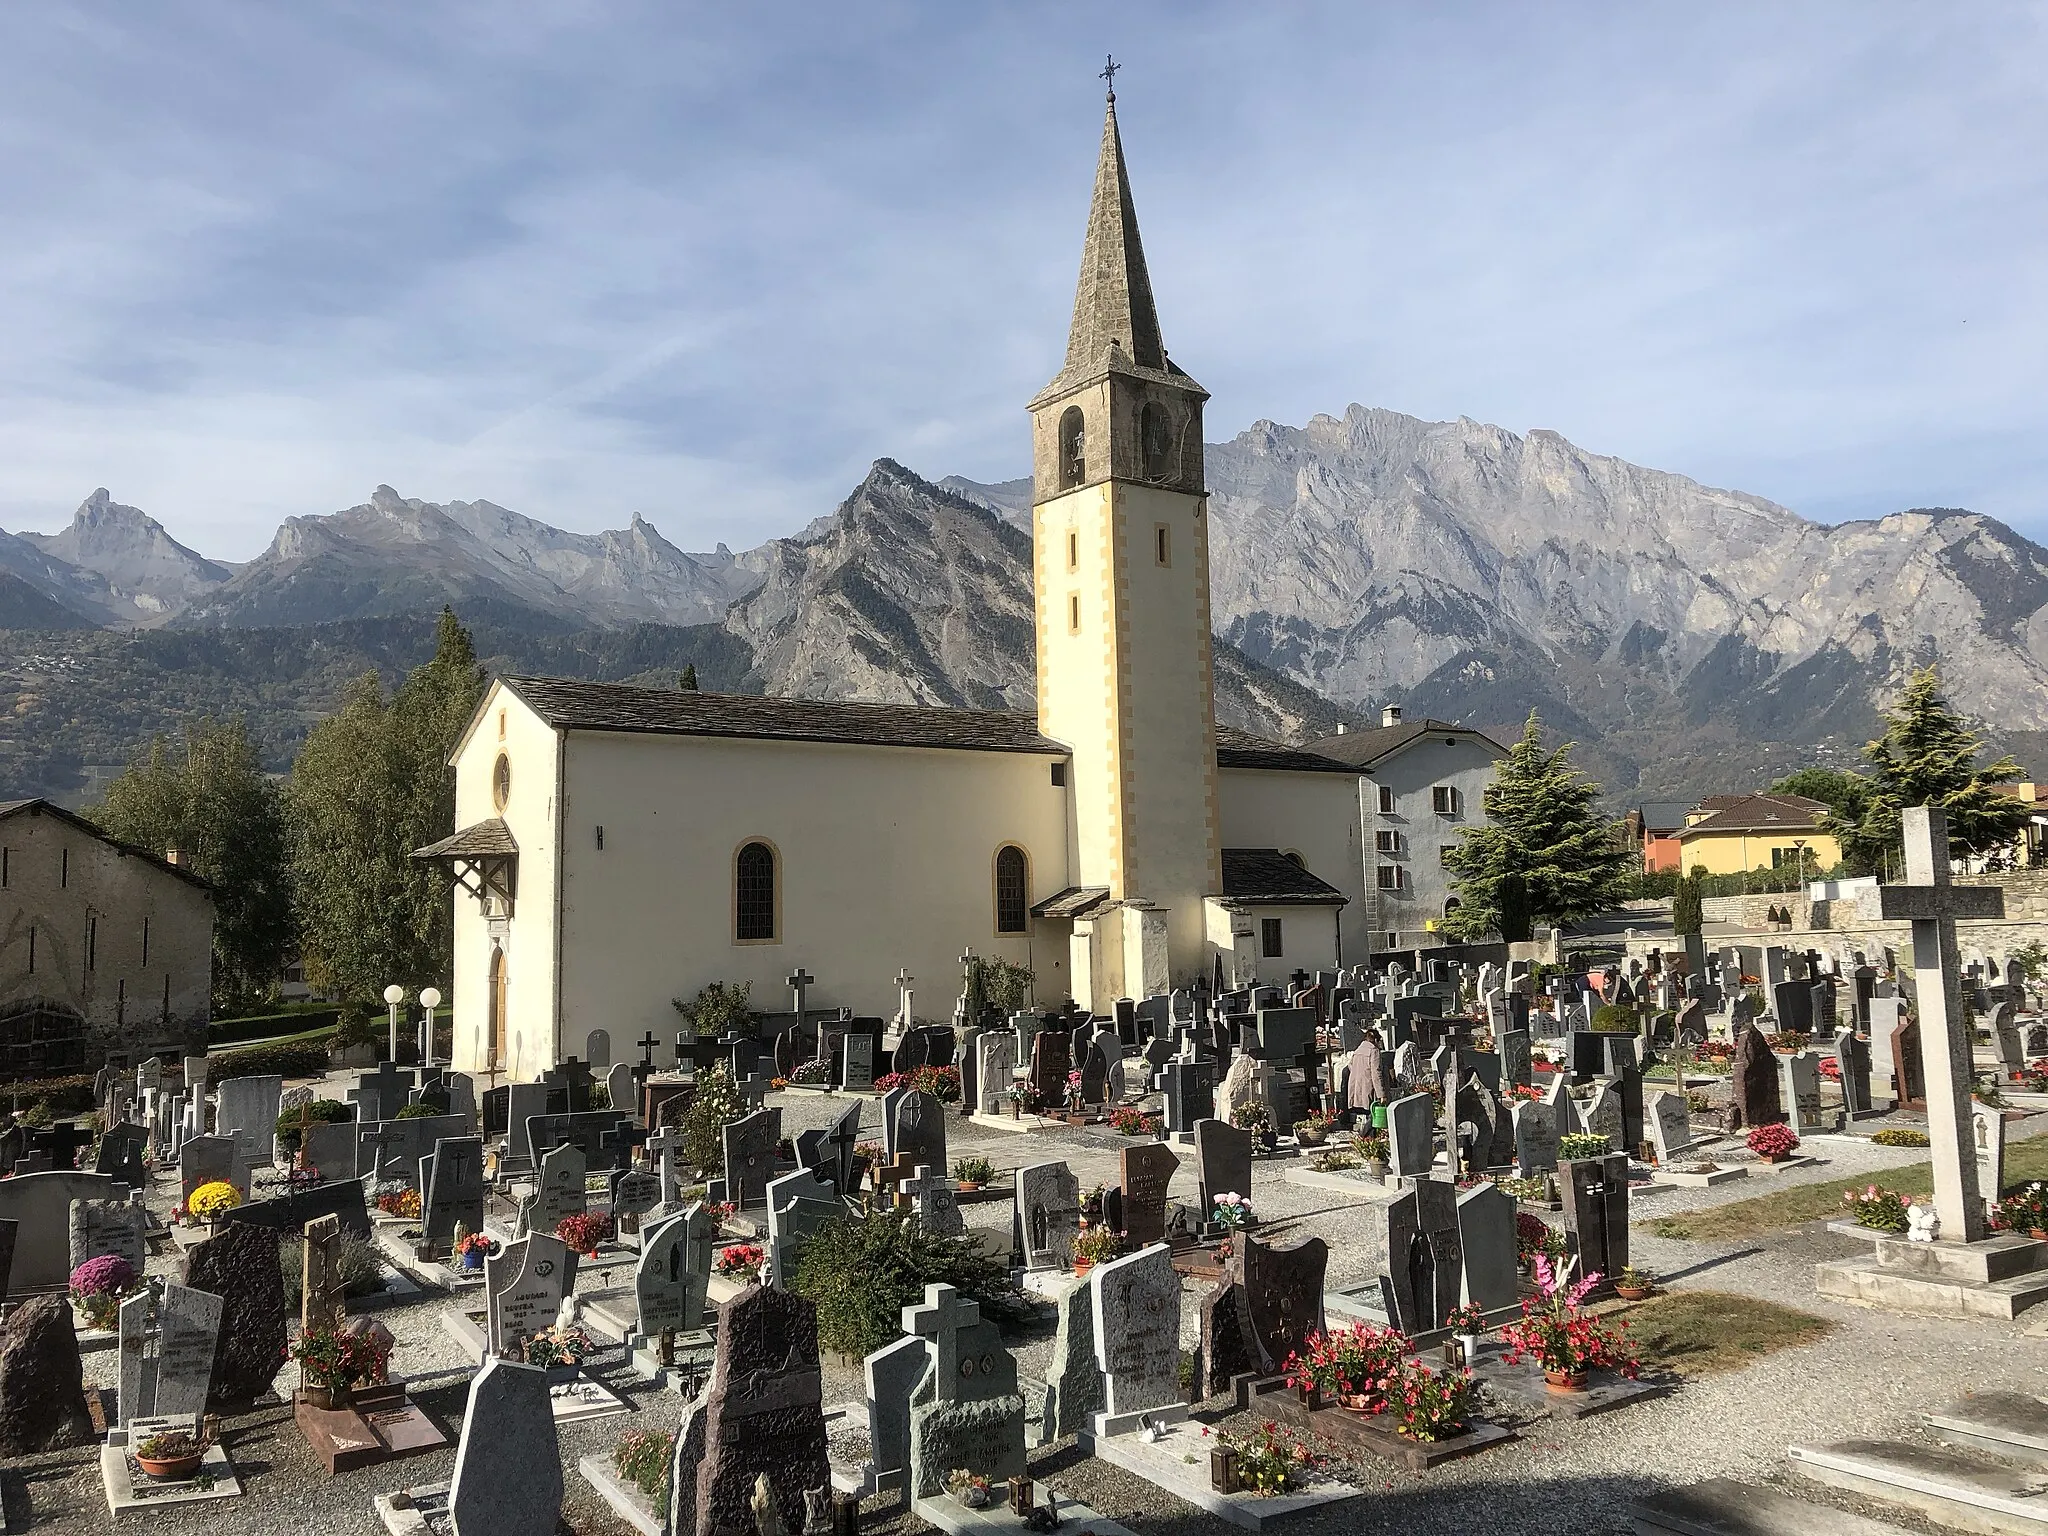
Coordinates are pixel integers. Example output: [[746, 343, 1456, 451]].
[[1061, 80, 1166, 376]]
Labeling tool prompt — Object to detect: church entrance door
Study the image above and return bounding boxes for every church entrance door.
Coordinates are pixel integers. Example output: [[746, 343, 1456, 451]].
[[488, 947, 508, 1070]]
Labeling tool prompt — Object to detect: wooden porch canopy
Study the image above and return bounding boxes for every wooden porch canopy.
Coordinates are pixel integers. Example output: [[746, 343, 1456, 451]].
[[412, 818, 518, 912]]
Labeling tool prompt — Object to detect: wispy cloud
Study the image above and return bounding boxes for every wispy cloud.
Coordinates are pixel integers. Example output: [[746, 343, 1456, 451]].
[[0, 1, 2043, 559]]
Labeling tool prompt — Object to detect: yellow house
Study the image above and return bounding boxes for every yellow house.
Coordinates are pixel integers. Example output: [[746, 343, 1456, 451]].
[[1674, 792, 1841, 877]]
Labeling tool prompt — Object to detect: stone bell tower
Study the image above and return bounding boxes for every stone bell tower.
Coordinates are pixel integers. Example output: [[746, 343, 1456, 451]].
[[1030, 76, 1219, 1005]]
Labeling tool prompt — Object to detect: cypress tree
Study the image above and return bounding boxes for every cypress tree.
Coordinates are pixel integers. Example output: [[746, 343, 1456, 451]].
[[679, 664, 699, 691], [1441, 711, 1633, 941], [1671, 870, 1703, 937]]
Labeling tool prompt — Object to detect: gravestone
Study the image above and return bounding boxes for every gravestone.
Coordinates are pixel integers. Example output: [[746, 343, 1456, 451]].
[[1647, 1091, 1695, 1165], [214, 1073, 284, 1173], [348, 1061, 416, 1124], [638, 1205, 716, 1338], [892, 1092, 947, 1183], [722, 1108, 783, 1210], [1726, 1023, 1784, 1130], [1373, 1179, 1462, 1334], [1782, 1051, 1833, 1137], [1192, 1118, 1253, 1214], [1240, 1231, 1327, 1374], [606, 1063, 638, 1125], [1561, 1151, 1630, 1295], [1498, 1029, 1532, 1089], [1016, 1161, 1081, 1270], [503, 1081, 551, 1169], [1582, 1080, 1625, 1150], [1456, 1182, 1519, 1313], [93, 1122, 149, 1187], [0, 1294, 94, 1455], [302, 1119, 361, 1185], [841, 1031, 876, 1092], [1029, 1029, 1071, 1106], [1387, 1092, 1436, 1179], [1889, 1016, 1926, 1109], [862, 1333, 929, 1499], [1161, 1058, 1215, 1132], [1119, 1143, 1179, 1246], [486, 1232, 576, 1357], [904, 1284, 1027, 1496], [361, 1112, 471, 1186], [1772, 979, 1813, 1035], [302, 1213, 348, 1334], [1039, 1273, 1103, 1444], [766, 1169, 843, 1283], [117, 1281, 221, 1426], [448, 1358, 563, 1536], [225, 1176, 372, 1239], [523, 1108, 635, 1172], [422, 1135, 487, 1250], [179, 1132, 246, 1203], [1090, 1244, 1184, 1430], [1973, 1102, 2007, 1210], [692, 1284, 831, 1536], [0, 1171, 119, 1290], [525, 1141, 589, 1238], [975, 1031, 1015, 1117], [68, 1196, 147, 1273], [182, 1220, 288, 1409], [1834, 1028, 1873, 1116], [907, 1164, 964, 1238], [611, 1166, 662, 1234], [1511, 1099, 1559, 1176]]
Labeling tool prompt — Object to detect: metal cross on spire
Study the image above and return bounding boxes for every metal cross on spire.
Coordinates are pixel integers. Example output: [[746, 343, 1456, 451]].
[[1100, 54, 1119, 101]]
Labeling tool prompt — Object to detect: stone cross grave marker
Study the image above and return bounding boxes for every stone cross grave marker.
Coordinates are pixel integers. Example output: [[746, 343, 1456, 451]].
[[302, 1211, 349, 1334], [906, 1164, 964, 1237], [1874, 805, 2003, 1243], [1090, 1243, 1185, 1433], [348, 1061, 415, 1124], [117, 1280, 222, 1427], [903, 1282, 1027, 1496]]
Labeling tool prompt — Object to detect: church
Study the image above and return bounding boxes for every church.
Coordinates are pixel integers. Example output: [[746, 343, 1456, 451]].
[[420, 88, 1373, 1081]]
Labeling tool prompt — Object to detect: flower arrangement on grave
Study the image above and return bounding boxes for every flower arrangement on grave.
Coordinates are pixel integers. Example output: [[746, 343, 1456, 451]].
[[519, 1323, 595, 1370], [1353, 1129, 1389, 1166], [952, 1156, 996, 1191], [1389, 1359, 1475, 1442], [1497, 1254, 1639, 1388], [913, 1064, 962, 1102], [1844, 1185, 1913, 1234], [1064, 1068, 1085, 1112], [1283, 1322, 1410, 1411], [1503, 1083, 1544, 1103], [1219, 1421, 1319, 1496], [715, 1242, 766, 1280], [134, 1427, 208, 1479], [1614, 1265, 1654, 1299], [375, 1186, 422, 1219], [852, 1141, 884, 1180], [1972, 1078, 2007, 1108], [2021, 1059, 2048, 1094], [1871, 1128, 1930, 1148], [1494, 1174, 1548, 1203], [1515, 1211, 1566, 1272], [1210, 1191, 1252, 1229], [1992, 1182, 2048, 1238], [1765, 1031, 1811, 1054], [68, 1254, 141, 1331], [187, 1179, 243, 1222], [1442, 1303, 1487, 1336], [770, 1077, 789, 1090], [1817, 1057, 1841, 1081], [1070, 1222, 1122, 1270], [1233, 1098, 1272, 1134], [946, 1469, 993, 1508], [702, 1199, 738, 1227], [455, 1230, 498, 1269], [1108, 1105, 1159, 1137], [1292, 1110, 1337, 1146], [291, 1321, 392, 1393], [555, 1210, 614, 1256], [1745, 1123, 1799, 1161], [613, 1429, 674, 1509], [1557, 1132, 1612, 1162], [1309, 1148, 1361, 1172], [790, 1058, 833, 1085]]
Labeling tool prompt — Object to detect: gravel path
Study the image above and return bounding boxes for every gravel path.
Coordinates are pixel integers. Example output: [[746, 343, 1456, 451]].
[[9, 1075, 2044, 1534]]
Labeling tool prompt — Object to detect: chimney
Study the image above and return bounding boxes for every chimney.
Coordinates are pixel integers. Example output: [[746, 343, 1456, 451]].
[[1381, 705, 1403, 728], [1335, 723, 1347, 735]]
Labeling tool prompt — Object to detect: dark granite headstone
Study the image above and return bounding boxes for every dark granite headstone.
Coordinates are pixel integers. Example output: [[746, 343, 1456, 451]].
[[1029, 1029, 1071, 1107], [226, 1176, 373, 1239], [1198, 1271, 1254, 1396], [1193, 1119, 1253, 1214], [1118, 1143, 1179, 1246], [1241, 1231, 1327, 1373], [1374, 1179, 1462, 1335], [183, 1220, 289, 1410], [1561, 1151, 1630, 1297], [0, 1293, 93, 1455], [893, 1090, 947, 1179], [693, 1284, 830, 1536], [1726, 1023, 1784, 1131]]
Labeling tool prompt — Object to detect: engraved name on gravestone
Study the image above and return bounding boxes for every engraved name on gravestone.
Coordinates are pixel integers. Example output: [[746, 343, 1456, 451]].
[[119, 1281, 223, 1426], [1118, 1143, 1179, 1247], [1090, 1244, 1184, 1430], [69, 1197, 147, 1272], [638, 1204, 715, 1337], [487, 1232, 575, 1356]]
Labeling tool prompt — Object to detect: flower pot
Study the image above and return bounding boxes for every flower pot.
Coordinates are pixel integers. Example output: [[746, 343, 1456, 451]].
[[1615, 1285, 1652, 1301], [958, 1181, 982, 1193], [459, 1251, 486, 1272], [135, 1448, 206, 1480], [1294, 1383, 1323, 1411], [1071, 1258, 1094, 1278], [953, 1486, 991, 1510], [1761, 1153, 1790, 1165], [1456, 1333, 1482, 1361], [543, 1363, 580, 1387], [1543, 1369, 1589, 1394], [300, 1380, 351, 1411]]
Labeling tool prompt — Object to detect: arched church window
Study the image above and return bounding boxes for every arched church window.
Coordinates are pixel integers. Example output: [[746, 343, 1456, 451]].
[[1140, 401, 1172, 481], [995, 846, 1029, 934], [735, 840, 778, 942], [1058, 407, 1086, 490]]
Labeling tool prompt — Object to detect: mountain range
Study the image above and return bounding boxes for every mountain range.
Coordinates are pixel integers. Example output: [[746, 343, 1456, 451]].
[[5, 404, 2047, 804]]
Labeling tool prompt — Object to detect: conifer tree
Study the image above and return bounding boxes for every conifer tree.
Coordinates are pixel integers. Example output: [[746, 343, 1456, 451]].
[[679, 664, 699, 691], [1670, 868, 1703, 937], [1829, 664, 2030, 871], [1440, 711, 1632, 941]]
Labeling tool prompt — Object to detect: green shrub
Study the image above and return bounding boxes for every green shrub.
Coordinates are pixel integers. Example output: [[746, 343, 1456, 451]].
[[394, 1103, 437, 1120], [274, 1099, 352, 1152], [1871, 1128, 1931, 1148], [673, 982, 754, 1038], [683, 1062, 743, 1174], [1591, 1005, 1639, 1034], [332, 1002, 378, 1051], [790, 1209, 1029, 1357], [212, 1040, 332, 1079], [279, 1233, 386, 1306], [1559, 1132, 1614, 1161], [0, 1073, 97, 1116], [613, 1429, 673, 1508]]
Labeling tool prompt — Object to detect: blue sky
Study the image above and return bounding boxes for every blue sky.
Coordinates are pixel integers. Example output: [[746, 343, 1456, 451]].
[[2, 2, 2045, 560]]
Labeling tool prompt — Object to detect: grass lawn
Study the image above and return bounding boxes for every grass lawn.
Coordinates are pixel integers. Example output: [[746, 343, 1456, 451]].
[[1612, 1290, 1835, 1376], [1646, 1133, 2048, 1241]]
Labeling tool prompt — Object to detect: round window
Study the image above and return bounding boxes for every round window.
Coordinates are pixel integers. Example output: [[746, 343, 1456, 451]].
[[493, 752, 512, 812]]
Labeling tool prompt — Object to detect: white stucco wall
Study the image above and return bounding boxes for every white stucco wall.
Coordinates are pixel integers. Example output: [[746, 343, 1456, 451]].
[[1356, 733, 1504, 951]]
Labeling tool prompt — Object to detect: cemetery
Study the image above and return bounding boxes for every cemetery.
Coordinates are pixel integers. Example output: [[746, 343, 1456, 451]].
[[0, 817, 2034, 1534]]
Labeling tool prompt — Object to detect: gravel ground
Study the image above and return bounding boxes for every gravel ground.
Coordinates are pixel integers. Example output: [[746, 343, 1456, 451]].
[[9, 1070, 2044, 1534]]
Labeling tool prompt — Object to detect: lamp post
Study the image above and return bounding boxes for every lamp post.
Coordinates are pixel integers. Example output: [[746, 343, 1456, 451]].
[[419, 986, 443, 1069], [384, 984, 406, 1064]]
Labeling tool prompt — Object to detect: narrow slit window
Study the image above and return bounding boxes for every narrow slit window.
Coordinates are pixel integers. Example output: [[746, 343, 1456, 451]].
[[1260, 918, 1283, 958], [1067, 531, 1078, 571], [1155, 524, 1170, 566], [1068, 594, 1081, 634]]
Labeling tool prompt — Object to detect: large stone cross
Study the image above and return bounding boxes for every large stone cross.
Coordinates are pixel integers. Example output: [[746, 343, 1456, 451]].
[[787, 968, 815, 1020], [637, 1032, 661, 1068], [734, 1071, 771, 1113], [1874, 805, 2004, 1243], [903, 1282, 981, 1403]]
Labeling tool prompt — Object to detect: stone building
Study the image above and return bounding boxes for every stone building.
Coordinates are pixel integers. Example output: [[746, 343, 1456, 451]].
[[0, 799, 214, 1078], [418, 87, 1370, 1080]]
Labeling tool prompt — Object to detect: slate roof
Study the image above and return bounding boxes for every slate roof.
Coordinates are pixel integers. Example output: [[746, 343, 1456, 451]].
[[1635, 802, 1697, 837], [1031, 886, 1114, 920], [1677, 793, 1831, 838], [1304, 719, 1507, 770], [1219, 848, 1349, 906], [499, 676, 1347, 773], [0, 798, 213, 891], [414, 818, 518, 860], [502, 677, 1067, 757]]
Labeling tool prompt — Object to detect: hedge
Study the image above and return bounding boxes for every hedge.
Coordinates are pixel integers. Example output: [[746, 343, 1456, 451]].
[[209, 1040, 333, 1079], [209, 1005, 340, 1047]]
